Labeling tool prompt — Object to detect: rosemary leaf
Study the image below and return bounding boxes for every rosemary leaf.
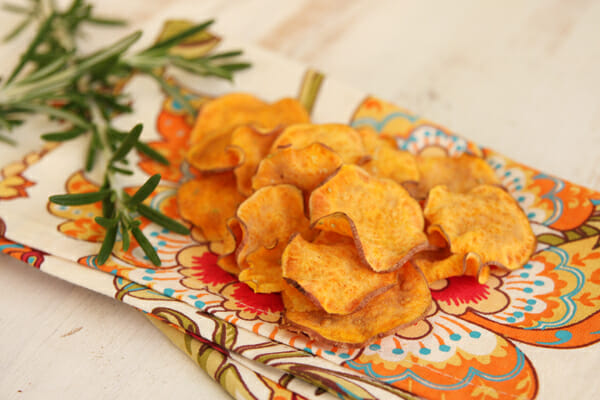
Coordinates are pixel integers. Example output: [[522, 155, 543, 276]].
[[86, 17, 126, 27], [129, 174, 161, 205], [3, 16, 33, 42], [143, 20, 213, 54], [131, 226, 161, 266], [17, 103, 92, 130], [108, 165, 134, 175], [205, 50, 243, 60], [0, 133, 16, 145], [110, 123, 142, 162], [49, 189, 111, 206], [85, 129, 100, 171], [94, 216, 118, 229], [137, 202, 190, 235], [41, 126, 87, 142], [135, 141, 169, 165], [97, 223, 117, 265], [6, 12, 55, 83], [120, 221, 130, 251]]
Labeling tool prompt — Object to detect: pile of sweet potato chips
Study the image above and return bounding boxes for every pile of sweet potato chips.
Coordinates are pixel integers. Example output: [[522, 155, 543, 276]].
[[177, 93, 536, 347]]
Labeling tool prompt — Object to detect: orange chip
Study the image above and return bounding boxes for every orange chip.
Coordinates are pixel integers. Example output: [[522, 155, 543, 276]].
[[282, 263, 431, 347], [270, 124, 366, 164], [411, 249, 491, 284], [310, 165, 428, 272], [356, 126, 396, 152], [230, 125, 282, 196], [236, 184, 310, 267], [186, 132, 244, 173], [252, 143, 342, 193], [177, 173, 245, 254], [217, 253, 241, 275], [220, 217, 243, 257], [188, 94, 309, 172], [238, 245, 285, 293], [282, 234, 398, 314], [408, 154, 500, 199], [362, 145, 420, 183], [424, 185, 536, 271], [281, 280, 320, 313], [190, 94, 309, 143]]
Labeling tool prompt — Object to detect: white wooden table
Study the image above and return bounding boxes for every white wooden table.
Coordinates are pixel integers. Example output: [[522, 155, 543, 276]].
[[1, 1, 599, 398]]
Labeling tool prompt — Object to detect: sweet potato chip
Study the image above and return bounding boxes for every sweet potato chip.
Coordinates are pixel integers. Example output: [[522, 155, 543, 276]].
[[270, 124, 366, 164], [217, 253, 241, 275], [411, 248, 491, 284], [356, 126, 396, 152], [252, 143, 342, 193], [238, 245, 285, 293], [281, 280, 320, 313], [236, 184, 310, 267], [408, 154, 500, 199], [424, 185, 536, 271], [230, 125, 282, 196], [356, 126, 420, 183], [177, 173, 245, 254], [283, 263, 431, 347], [186, 132, 244, 173], [220, 217, 243, 257], [363, 146, 420, 183], [190, 94, 309, 143], [188, 94, 309, 172], [310, 165, 428, 272], [282, 234, 398, 314]]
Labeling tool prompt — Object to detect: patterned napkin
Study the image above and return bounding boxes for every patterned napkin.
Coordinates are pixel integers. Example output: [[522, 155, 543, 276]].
[[1, 15, 600, 400]]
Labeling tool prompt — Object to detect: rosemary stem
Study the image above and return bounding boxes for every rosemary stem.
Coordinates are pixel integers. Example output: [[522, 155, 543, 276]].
[[89, 99, 126, 217]]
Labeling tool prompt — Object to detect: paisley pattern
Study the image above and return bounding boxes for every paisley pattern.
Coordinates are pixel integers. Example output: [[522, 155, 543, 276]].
[[348, 96, 600, 398], [2, 69, 600, 399]]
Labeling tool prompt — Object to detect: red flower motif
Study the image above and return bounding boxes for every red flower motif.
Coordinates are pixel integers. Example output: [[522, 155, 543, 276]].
[[230, 283, 283, 316], [431, 276, 491, 307], [190, 252, 236, 286]]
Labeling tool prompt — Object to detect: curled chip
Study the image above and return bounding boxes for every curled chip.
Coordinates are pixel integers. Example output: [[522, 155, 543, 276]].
[[187, 132, 244, 173], [177, 172, 245, 254], [357, 126, 420, 183], [270, 124, 366, 164], [188, 94, 309, 172], [252, 143, 342, 193], [230, 125, 282, 196], [220, 218, 243, 259], [407, 154, 500, 199], [424, 185, 536, 271], [282, 234, 398, 314], [310, 165, 428, 272], [356, 126, 397, 152], [283, 263, 431, 347], [238, 245, 285, 293], [281, 280, 320, 313], [412, 249, 491, 284], [217, 253, 241, 275], [236, 184, 310, 268]]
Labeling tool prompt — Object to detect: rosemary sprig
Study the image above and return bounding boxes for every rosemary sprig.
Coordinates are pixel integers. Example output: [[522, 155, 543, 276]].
[[1, 0, 251, 265]]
